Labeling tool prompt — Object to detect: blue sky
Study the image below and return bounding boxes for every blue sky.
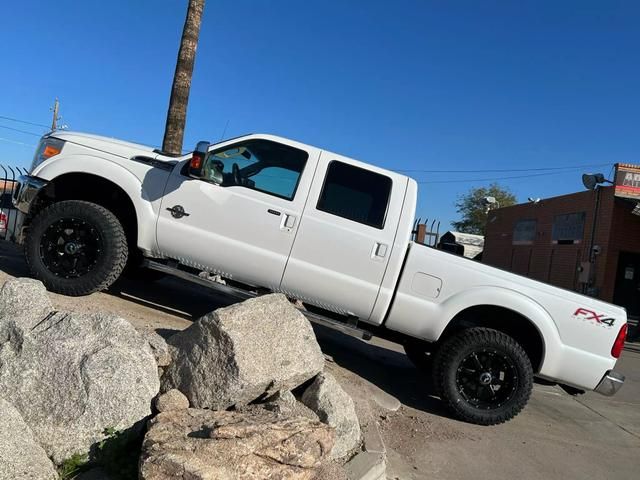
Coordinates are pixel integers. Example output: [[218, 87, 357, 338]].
[[1, 0, 639, 230]]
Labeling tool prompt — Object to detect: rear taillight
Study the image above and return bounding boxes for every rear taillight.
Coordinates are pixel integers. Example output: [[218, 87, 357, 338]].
[[612, 324, 628, 359], [0, 212, 7, 228]]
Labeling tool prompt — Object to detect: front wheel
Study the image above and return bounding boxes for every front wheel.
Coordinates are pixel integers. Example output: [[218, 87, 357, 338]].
[[432, 327, 533, 425], [25, 200, 128, 296]]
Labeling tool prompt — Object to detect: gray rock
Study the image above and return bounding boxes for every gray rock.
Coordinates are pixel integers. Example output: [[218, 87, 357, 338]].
[[238, 390, 320, 422], [139, 328, 172, 367], [0, 278, 54, 340], [0, 281, 160, 464], [301, 372, 361, 459], [155, 389, 189, 412], [139, 407, 334, 480], [0, 397, 58, 480], [264, 390, 297, 412], [162, 294, 324, 409]]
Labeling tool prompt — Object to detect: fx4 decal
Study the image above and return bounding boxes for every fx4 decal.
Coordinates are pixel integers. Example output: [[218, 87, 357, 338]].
[[573, 308, 616, 327]]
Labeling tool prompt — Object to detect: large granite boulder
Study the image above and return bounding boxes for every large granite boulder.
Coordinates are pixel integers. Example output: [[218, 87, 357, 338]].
[[162, 294, 324, 409], [0, 278, 160, 464], [0, 397, 58, 480], [139, 407, 334, 480], [301, 372, 361, 459]]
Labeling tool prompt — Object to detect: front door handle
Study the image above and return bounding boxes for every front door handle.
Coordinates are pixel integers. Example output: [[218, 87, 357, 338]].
[[284, 214, 296, 228]]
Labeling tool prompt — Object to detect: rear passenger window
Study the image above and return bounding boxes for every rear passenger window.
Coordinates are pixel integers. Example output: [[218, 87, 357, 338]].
[[317, 161, 392, 229]]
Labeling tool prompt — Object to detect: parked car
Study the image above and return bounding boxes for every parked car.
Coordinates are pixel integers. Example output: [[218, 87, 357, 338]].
[[11, 131, 628, 425], [0, 191, 19, 240]]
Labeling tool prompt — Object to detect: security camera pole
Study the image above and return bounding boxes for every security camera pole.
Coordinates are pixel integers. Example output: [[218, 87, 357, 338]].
[[581, 172, 613, 295]]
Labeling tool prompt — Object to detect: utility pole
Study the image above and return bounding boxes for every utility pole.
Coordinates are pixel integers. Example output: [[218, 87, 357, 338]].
[[51, 98, 59, 131]]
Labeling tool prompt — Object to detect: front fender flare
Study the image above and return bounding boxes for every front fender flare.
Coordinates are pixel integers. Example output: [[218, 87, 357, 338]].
[[33, 155, 159, 253]]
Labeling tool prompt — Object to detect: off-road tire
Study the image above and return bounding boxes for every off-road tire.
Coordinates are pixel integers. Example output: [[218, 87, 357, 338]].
[[25, 200, 128, 296], [432, 327, 533, 425]]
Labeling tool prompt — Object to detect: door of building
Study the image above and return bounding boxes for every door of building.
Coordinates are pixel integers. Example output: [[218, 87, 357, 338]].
[[613, 251, 640, 317]]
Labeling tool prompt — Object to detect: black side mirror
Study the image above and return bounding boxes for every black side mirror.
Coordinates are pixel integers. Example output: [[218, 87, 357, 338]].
[[188, 141, 210, 178]]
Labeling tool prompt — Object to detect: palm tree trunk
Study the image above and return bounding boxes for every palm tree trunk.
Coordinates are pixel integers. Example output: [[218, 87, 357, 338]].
[[162, 0, 206, 156]]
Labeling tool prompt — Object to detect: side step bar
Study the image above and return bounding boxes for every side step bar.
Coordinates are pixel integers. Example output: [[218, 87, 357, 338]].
[[142, 259, 372, 341]]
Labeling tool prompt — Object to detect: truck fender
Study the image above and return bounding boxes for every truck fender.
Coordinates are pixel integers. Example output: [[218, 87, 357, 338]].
[[435, 286, 563, 372], [34, 154, 160, 253]]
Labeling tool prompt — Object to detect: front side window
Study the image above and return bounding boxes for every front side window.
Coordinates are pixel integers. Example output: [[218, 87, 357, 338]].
[[201, 140, 308, 200], [317, 161, 392, 229]]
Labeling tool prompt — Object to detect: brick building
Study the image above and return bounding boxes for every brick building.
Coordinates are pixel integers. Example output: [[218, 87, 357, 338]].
[[482, 183, 640, 318]]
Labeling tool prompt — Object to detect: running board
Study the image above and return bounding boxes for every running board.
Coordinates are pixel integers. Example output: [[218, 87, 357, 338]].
[[142, 259, 372, 341]]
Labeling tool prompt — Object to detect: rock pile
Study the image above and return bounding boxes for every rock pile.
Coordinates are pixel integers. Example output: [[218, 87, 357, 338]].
[[0, 281, 361, 480], [161, 294, 325, 409]]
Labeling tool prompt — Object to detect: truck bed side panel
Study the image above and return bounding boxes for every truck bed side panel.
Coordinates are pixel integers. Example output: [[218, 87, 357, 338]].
[[385, 244, 626, 390]]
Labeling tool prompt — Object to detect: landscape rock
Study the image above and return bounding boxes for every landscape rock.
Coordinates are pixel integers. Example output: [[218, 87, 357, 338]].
[[139, 328, 172, 367], [302, 372, 361, 459], [0, 397, 58, 480], [155, 389, 189, 412], [238, 390, 320, 422], [0, 278, 53, 338], [0, 278, 160, 464], [139, 407, 335, 480], [162, 294, 324, 409], [264, 389, 297, 412]]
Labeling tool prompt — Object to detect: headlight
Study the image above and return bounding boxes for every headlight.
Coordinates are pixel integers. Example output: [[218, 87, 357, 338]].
[[31, 137, 66, 172]]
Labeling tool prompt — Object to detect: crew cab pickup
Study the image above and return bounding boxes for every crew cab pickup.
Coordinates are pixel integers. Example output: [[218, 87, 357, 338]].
[[12, 131, 627, 424]]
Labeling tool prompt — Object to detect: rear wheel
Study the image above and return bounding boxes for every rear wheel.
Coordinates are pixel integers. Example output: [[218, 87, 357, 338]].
[[432, 327, 533, 425], [25, 200, 128, 296]]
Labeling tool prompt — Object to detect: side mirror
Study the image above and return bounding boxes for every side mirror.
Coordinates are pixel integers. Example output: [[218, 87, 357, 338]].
[[188, 141, 210, 178]]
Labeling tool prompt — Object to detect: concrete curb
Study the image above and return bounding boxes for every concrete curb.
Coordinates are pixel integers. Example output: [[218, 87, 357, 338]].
[[345, 410, 387, 480], [345, 451, 386, 480]]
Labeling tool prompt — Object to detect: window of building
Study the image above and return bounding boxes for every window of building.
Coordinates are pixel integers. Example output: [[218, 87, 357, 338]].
[[552, 212, 585, 244], [317, 161, 392, 229], [202, 140, 308, 201], [513, 219, 537, 245]]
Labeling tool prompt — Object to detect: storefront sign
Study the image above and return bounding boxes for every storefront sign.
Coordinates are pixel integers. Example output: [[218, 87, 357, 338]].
[[615, 163, 640, 200]]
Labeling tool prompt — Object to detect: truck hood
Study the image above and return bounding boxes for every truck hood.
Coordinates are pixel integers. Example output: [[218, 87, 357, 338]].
[[49, 131, 176, 161]]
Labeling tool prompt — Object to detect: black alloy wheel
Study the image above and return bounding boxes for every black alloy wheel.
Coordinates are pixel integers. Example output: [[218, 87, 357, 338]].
[[39, 217, 102, 279], [455, 349, 517, 410]]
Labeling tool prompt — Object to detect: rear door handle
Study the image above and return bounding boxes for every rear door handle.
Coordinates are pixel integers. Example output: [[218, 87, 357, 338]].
[[374, 242, 388, 258], [267, 209, 281, 216]]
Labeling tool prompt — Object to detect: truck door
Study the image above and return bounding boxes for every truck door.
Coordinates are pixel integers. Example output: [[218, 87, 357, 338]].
[[156, 136, 319, 289], [280, 152, 408, 322]]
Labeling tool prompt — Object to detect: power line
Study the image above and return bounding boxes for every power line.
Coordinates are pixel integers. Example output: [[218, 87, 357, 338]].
[[0, 125, 43, 137], [417, 169, 596, 184], [395, 162, 611, 174], [0, 137, 36, 148], [0, 115, 49, 129]]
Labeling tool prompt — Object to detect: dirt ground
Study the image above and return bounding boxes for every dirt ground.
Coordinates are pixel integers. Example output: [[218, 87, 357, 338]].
[[1, 241, 639, 480]]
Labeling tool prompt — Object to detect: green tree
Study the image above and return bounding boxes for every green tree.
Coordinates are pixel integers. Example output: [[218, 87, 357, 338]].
[[452, 183, 517, 235], [162, 0, 206, 156]]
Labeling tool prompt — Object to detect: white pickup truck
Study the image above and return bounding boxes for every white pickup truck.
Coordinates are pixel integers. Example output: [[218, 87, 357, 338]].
[[12, 131, 628, 424]]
